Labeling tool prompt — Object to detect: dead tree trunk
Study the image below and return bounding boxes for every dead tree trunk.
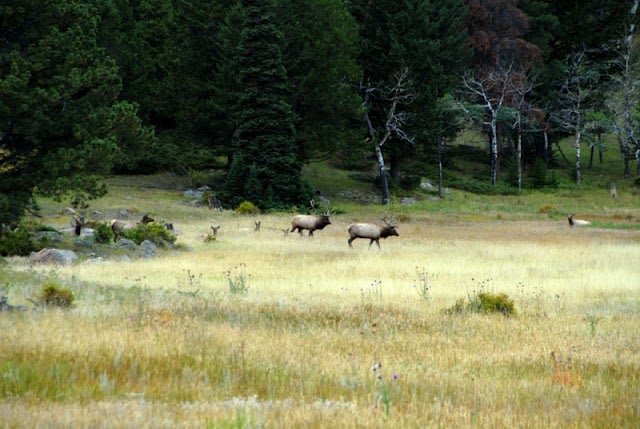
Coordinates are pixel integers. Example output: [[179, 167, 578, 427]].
[[575, 122, 582, 187], [361, 68, 415, 205], [375, 141, 390, 205], [543, 127, 550, 165], [489, 109, 499, 185], [364, 111, 390, 204], [437, 138, 445, 198], [516, 111, 523, 190]]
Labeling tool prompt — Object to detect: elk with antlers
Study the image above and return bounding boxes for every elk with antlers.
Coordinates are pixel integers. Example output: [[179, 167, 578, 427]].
[[290, 200, 332, 236], [347, 216, 399, 249]]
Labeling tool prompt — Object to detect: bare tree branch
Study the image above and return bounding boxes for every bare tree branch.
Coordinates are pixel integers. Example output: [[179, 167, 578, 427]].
[[361, 67, 416, 204]]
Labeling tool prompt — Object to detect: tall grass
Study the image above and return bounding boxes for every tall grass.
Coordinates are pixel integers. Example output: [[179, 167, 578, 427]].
[[1, 181, 639, 428]]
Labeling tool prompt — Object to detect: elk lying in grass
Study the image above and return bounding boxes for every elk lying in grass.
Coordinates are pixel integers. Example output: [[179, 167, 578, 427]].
[[110, 214, 155, 242], [290, 200, 332, 236], [348, 217, 398, 249], [567, 214, 591, 227], [204, 225, 220, 242]]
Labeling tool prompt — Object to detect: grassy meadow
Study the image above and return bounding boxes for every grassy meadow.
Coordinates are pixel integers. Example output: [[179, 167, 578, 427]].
[[1, 161, 640, 427]]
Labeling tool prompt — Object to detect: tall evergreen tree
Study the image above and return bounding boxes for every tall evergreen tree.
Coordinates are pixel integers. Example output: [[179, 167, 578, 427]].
[[0, 0, 152, 227], [222, 0, 311, 210], [211, 3, 247, 165], [277, 0, 363, 160], [214, 0, 364, 166]]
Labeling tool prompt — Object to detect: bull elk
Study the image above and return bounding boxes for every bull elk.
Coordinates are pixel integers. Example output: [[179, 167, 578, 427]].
[[348, 216, 398, 249], [290, 199, 332, 236]]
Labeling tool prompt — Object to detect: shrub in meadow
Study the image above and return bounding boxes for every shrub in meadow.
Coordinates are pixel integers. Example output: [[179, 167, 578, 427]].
[[94, 222, 114, 244], [124, 223, 176, 246], [234, 201, 260, 215], [446, 291, 515, 316], [477, 292, 516, 315], [38, 281, 75, 308]]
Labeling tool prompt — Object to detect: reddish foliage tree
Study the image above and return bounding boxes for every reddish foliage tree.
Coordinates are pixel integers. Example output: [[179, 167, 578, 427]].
[[464, 0, 544, 185], [466, 0, 542, 74]]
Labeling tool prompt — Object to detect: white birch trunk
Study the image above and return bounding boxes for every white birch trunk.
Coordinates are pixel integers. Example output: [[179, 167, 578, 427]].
[[490, 109, 499, 185], [375, 143, 390, 205], [517, 111, 522, 190]]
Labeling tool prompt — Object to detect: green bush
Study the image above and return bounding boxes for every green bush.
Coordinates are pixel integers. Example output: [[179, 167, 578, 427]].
[[0, 228, 40, 256], [234, 200, 260, 215], [20, 219, 44, 233], [94, 222, 114, 244], [477, 292, 515, 315], [186, 168, 212, 188], [446, 291, 516, 316], [124, 222, 176, 246], [39, 281, 75, 308]]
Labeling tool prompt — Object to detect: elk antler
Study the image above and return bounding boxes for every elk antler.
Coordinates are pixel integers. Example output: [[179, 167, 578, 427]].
[[310, 199, 332, 216], [382, 215, 397, 227]]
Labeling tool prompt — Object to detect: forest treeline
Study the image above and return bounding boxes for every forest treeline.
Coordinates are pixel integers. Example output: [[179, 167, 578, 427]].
[[1, 0, 639, 223]]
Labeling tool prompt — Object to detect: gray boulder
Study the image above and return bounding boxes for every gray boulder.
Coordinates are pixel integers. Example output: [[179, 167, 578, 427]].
[[29, 248, 78, 265], [140, 240, 157, 258]]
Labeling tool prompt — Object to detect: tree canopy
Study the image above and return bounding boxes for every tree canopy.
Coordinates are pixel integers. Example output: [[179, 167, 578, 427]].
[[0, 0, 152, 226], [1, 0, 638, 226]]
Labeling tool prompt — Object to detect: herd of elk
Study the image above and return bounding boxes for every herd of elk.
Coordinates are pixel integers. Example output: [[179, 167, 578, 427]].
[[207, 200, 392, 249], [59, 201, 590, 249]]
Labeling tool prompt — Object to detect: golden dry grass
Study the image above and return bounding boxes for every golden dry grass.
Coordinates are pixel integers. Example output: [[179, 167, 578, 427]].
[[1, 189, 640, 428]]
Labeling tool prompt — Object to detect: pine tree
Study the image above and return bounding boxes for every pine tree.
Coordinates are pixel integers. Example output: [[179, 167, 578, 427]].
[[0, 0, 152, 227], [222, 0, 311, 210]]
